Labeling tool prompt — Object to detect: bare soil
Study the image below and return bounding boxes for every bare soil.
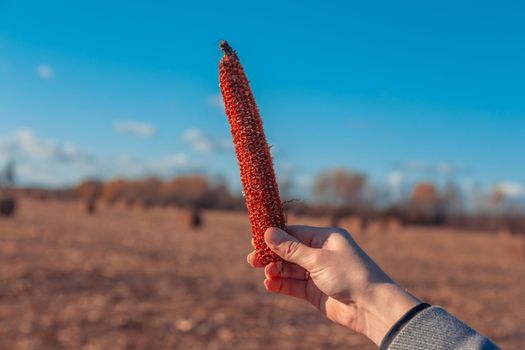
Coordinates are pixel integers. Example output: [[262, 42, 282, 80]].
[[1, 198, 524, 349]]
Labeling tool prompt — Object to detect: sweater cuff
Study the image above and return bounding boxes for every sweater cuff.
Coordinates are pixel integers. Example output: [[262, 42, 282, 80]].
[[380, 302, 431, 350], [380, 305, 500, 350]]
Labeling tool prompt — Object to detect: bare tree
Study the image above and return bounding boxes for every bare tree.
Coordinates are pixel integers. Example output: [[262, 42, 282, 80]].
[[100, 178, 127, 205], [313, 168, 367, 212], [441, 182, 464, 214], [75, 179, 103, 213], [407, 182, 440, 224], [163, 175, 211, 208]]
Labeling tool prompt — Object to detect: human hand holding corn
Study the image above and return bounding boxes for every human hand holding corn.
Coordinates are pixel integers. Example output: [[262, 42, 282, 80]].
[[247, 225, 420, 346]]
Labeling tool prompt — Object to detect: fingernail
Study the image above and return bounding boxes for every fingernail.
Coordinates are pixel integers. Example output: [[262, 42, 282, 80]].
[[268, 228, 286, 245]]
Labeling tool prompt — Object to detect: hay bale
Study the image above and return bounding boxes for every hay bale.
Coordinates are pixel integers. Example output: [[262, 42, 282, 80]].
[[0, 196, 16, 217], [179, 208, 203, 229], [85, 199, 96, 214], [125, 198, 136, 208]]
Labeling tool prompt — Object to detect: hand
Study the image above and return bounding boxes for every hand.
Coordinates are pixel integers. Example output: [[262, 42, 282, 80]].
[[247, 225, 420, 346]]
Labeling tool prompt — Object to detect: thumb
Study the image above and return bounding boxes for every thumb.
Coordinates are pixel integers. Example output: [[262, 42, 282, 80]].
[[265, 227, 317, 269]]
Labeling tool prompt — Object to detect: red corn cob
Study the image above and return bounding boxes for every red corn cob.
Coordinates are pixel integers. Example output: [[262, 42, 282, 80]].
[[219, 40, 285, 265]]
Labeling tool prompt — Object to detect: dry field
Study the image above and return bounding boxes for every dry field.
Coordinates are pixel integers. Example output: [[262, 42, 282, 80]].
[[1, 198, 524, 349]]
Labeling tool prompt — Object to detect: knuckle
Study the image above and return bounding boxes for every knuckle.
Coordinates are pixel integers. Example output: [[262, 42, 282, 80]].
[[278, 265, 285, 277], [284, 240, 301, 259], [334, 227, 352, 240]]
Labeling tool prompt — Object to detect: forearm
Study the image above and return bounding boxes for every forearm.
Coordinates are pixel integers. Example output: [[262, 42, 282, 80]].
[[355, 283, 421, 346]]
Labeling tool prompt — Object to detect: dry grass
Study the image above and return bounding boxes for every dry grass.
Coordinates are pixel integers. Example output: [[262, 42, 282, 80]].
[[1, 198, 524, 349]]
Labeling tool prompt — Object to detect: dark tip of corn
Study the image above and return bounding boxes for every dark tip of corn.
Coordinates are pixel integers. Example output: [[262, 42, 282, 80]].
[[220, 40, 235, 56]]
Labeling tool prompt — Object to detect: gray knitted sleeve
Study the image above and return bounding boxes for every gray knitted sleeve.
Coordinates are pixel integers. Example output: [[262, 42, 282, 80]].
[[385, 306, 500, 350]]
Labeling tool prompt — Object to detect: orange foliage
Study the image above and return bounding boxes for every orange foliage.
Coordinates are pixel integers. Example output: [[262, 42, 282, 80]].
[[411, 182, 438, 204], [100, 178, 127, 204]]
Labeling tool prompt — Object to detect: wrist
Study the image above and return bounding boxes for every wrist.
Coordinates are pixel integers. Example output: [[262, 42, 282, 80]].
[[355, 283, 420, 346]]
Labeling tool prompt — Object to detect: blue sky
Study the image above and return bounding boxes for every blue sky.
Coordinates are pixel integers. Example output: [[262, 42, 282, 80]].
[[0, 1, 524, 197]]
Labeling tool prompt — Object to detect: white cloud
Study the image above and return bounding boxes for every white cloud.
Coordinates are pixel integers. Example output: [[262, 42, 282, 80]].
[[147, 153, 191, 174], [182, 128, 231, 154], [494, 182, 525, 198], [296, 175, 313, 189], [0, 130, 98, 185], [115, 121, 156, 138], [386, 171, 405, 201], [208, 94, 224, 110], [0, 130, 199, 185], [36, 64, 54, 80], [399, 160, 464, 176], [387, 171, 404, 187], [108, 153, 192, 178], [0, 129, 92, 163], [400, 160, 430, 172], [436, 163, 463, 175], [166, 153, 189, 167]]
